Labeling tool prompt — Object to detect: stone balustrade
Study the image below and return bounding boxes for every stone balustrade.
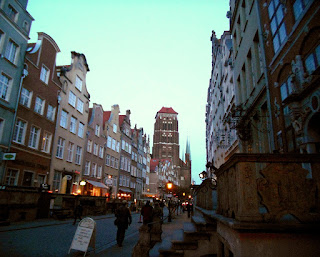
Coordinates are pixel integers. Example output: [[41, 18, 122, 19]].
[[215, 153, 320, 223]]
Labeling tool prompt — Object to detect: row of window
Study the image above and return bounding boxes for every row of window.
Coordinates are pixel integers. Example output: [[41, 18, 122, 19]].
[[60, 110, 85, 138], [67, 91, 84, 113], [119, 174, 131, 187], [162, 121, 173, 130], [87, 140, 104, 158], [107, 136, 120, 152], [13, 118, 52, 152], [84, 161, 102, 178], [120, 156, 131, 172], [121, 139, 132, 153], [20, 87, 56, 120], [5, 168, 45, 187], [106, 154, 119, 169], [56, 137, 82, 165]]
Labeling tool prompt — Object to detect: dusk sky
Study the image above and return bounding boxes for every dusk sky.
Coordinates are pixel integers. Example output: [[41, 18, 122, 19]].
[[27, 0, 230, 184]]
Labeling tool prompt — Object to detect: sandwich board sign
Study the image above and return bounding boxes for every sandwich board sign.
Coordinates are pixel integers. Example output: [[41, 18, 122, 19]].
[[69, 217, 96, 256]]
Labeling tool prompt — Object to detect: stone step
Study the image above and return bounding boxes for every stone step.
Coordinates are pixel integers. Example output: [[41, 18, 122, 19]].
[[184, 230, 211, 241], [191, 215, 216, 232], [183, 222, 197, 233], [159, 249, 184, 257], [150, 229, 183, 257], [172, 240, 198, 250]]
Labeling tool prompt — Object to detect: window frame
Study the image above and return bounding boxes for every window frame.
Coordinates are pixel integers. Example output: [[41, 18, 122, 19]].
[[68, 91, 76, 107], [84, 161, 91, 175], [75, 75, 83, 92], [28, 125, 40, 149], [46, 104, 56, 121], [77, 98, 84, 113], [75, 146, 82, 165], [67, 142, 74, 162], [40, 65, 50, 84], [60, 110, 68, 129], [95, 124, 100, 137], [0, 73, 11, 101], [20, 87, 32, 107], [13, 119, 27, 144], [70, 116, 77, 134], [268, 0, 287, 53], [34, 96, 45, 115], [7, 4, 18, 22], [41, 131, 52, 153], [5, 168, 19, 185], [5, 39, 18, 63], [56, 137, 65, 159], [78, 122, 84, 138]]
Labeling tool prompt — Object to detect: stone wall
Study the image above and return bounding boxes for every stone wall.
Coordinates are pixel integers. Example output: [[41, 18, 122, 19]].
[[0, 186, 113, 224]]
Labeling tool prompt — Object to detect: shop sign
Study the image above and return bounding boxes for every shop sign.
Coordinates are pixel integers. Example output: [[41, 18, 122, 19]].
[[2, 153, 16, 160], [105, 178, 112, 186], [69, 217, 96, 255]]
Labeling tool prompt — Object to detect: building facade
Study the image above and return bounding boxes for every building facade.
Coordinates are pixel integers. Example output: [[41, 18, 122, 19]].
[[258, 0, 320, 155], [49, 51, 90, 194], [230, 0, 273, 154], [82, 103, 108, 196], [118, 110, 132, 200], [0, 0, 33, 183], [103, 104, 121, 199], [197, 1, 320, 256], [5, 32, 60, 188], [206, 30, 238, 170]]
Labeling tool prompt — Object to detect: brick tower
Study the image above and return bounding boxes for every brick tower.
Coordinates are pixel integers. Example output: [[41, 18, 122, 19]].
[[152, 107, 179, 166]]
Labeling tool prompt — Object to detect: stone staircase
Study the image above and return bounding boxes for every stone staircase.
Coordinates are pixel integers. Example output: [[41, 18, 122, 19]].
[[149, 214, 217, 257]]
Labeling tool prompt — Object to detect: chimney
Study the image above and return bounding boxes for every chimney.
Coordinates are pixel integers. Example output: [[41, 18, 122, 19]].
[[126, 110, 131, 118]]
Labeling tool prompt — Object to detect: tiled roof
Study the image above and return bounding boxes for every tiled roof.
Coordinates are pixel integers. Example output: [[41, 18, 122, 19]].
[[119, 115, 125, 126], [103, 111, 111, 125], [157, 107, 178, 114]]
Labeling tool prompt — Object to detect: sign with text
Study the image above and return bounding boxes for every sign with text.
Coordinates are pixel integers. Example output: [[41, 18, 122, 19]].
[[69, 217, 96, 256]]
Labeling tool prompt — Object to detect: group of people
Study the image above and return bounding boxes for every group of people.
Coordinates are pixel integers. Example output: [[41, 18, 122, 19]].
[[73, 199, 192, 248], [114, 200, 164, 247]]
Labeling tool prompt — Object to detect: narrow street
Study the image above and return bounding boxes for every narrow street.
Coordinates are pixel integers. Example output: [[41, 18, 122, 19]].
[[0, 212, 142, 257]]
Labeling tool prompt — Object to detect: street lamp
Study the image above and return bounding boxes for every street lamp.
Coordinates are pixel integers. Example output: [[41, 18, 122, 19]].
[[199, 171, 207, 180], [166, 182, 173, 222]]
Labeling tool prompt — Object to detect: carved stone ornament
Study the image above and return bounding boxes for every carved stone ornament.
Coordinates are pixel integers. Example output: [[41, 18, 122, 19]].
[[289, 104, 311, 136], [257, 163, 318, 223]]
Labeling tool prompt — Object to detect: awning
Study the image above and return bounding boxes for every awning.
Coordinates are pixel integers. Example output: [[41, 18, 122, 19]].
[[118, 187, 132, 193], [87, 180, 109, 189]]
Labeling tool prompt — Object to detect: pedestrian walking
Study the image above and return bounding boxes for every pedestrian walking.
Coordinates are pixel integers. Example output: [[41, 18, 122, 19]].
[[114, 200, 132, 247], [141, 201, 153, 225], [73, 202, 83, 225], [152, 202, 163, 224], [186, 202, 192, 218]]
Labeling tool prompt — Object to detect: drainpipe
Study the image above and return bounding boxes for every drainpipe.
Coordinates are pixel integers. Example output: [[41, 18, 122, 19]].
[[255, 1, 276, 152]]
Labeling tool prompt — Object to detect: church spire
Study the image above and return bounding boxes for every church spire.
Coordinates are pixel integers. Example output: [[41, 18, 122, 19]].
[[185, 137, 191, 161]]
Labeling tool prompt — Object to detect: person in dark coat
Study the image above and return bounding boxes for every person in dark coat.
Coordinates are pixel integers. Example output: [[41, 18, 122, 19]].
[[115, 200, 132, 247], [73, 202, 83, 225], [141, 201, 153, 225], [186, 202, 192, 218]]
